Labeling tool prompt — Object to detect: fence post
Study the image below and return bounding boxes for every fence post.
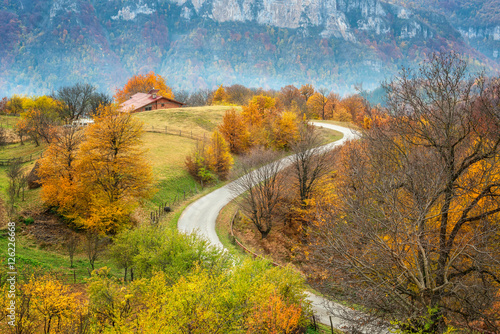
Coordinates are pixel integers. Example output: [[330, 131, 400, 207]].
[[179, 130, 182, 136], [165, 126, 167, 134]]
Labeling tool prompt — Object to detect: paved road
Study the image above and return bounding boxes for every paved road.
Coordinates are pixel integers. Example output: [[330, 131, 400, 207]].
[[178, 122, 357, 248], [178, 123, 387, 333]]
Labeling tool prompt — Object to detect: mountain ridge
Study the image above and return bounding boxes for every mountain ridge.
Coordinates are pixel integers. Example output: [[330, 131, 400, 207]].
[[0, 0, 498, 96]]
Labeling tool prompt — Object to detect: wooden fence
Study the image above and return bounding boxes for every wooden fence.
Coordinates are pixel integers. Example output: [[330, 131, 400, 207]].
[[0, 151, 43, 166], [144, 126, 207, 142], [150, 185, 202, 224]]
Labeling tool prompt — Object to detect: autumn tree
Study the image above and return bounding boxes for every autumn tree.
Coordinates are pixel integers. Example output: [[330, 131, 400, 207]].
[[306, 88, 329, 119], [272, 111, 299, 150], [0, 275, 87, 334], [211, 85, 229, 105], [231, 148, 285, 238], [76, 105, 153, 232], [88, 92, 113, 116], [341, 94, 366, 124], [299, 84, 315, 102], [114, 72, 174, 104], [18, 96, 62, 145], [218, 108, 249, 153], [38, 104, 153, 232], [225, 84, 254, 105], [186, 130, 234, 183], [311, 53, 500, 332], [38, 126, 84, 220], [241, 95, 280, 147], [278, 85, 303, 110], [5, 95, 26, 114], [206, 131, 234, 180], [242, 95, 278, 127]]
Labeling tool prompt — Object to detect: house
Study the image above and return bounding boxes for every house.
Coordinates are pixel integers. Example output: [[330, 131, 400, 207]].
[[120, 89, 185, 113]]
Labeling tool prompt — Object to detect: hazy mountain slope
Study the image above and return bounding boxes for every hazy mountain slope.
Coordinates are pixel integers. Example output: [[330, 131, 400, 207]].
[[0, 0, 498, 96]]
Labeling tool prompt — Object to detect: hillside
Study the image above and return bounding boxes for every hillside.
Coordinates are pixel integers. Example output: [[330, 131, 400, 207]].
[[0, 0, 499, 97]]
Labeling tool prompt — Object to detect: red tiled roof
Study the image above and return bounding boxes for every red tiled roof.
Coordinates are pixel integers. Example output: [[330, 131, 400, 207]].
[[120, 92, 184, 112]]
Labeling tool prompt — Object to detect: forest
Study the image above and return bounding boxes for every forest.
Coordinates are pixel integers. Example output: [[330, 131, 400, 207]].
[[1, 53, 500, 333]]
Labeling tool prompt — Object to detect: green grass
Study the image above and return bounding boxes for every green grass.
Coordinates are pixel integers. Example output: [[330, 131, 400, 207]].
[[0, 232, 121, 284], [0, 115, 20, 129], [0, 141, 45, 160], [141, 132, 200, 209], [135, 106, 240, 138], [0, 141, 45, 211], [317, 128, 343, 144]]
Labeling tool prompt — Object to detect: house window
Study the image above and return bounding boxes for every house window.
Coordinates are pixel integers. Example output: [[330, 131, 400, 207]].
[[145, 105, 152, 111], [161, 104, 165, 107]]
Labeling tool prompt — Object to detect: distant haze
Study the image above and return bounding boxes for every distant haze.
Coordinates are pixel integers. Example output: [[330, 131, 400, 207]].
[[0, 0, 499, 96]]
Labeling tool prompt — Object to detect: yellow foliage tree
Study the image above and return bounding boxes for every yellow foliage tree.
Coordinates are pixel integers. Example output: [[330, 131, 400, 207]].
[[0, 275, 86, 334], [218, 108, 249, 153], [306, 92, 328, 119], [211, 85, 229, 105], [114, 72, 174, 104], [76, 105, 153, 232], [39, 104, 153, 232], [17, 96, 63, 145], [272, 111, 299, 150], [206, 130, 234, 180]]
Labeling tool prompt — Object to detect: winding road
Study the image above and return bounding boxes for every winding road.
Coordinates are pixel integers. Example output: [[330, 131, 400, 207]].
[[178, 123, 386, 333]]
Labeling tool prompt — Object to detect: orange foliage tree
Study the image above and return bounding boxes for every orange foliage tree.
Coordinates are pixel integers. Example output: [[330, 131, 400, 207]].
[[186, 130, 234, 184], [218, 108, 249, 153], [310, 53, 500, 332], [114, 72, 174, 104], [272, 111, 299, 150], [39, 104, 153, 232], [38, 127, 85, 221], [246, 292, 302, 334]]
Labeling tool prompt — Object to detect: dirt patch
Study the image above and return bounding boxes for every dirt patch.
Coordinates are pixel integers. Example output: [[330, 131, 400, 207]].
[[21, 209, 75, 248], [230, 211, 308, 270]]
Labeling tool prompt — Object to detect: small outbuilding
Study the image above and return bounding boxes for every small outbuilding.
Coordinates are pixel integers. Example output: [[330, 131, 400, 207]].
[[120, 89, 185, 113]]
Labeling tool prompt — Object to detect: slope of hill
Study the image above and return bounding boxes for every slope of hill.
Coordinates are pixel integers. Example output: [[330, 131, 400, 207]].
[[0, 0, 498, 96]]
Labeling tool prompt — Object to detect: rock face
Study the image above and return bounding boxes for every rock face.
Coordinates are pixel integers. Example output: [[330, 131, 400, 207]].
[[110, 0, 433, 42]]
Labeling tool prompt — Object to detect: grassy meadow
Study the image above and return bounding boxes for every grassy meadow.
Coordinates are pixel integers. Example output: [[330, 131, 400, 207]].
[[135, 105, 241, 138], [0, 107, 347, 284]]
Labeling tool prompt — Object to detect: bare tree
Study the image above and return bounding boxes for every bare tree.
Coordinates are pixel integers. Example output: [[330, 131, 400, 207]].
[[290, 125, 334, 205], [88, 92, 112, 116], [311, 53, 500, 332], [65, 233, 79, 268], [6, 158, 25, 218], [231, 148, 285, 238], [186, 89, 213, 106], [86, 232, 107, 271], [54, 83, 96, 122]]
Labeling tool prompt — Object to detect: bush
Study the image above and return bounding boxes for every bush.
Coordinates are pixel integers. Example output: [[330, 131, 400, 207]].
[[23, 217, 34, 226]]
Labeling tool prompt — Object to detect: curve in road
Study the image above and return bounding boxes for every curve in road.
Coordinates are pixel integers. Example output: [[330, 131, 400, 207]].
[[178, 123, 386, 333]]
